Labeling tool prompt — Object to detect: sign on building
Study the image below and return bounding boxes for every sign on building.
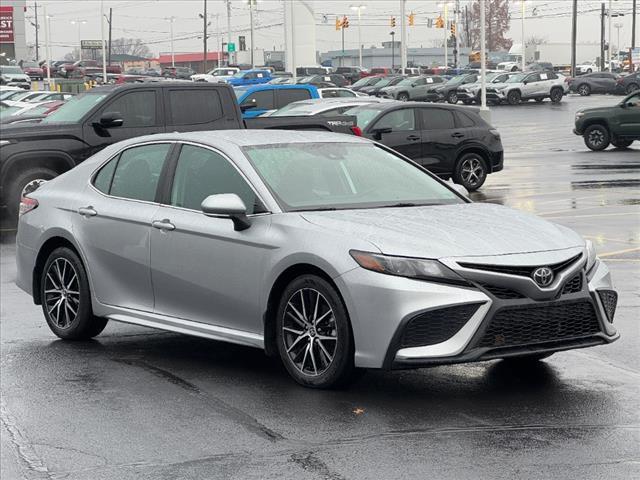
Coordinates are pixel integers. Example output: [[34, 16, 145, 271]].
[[0, 6, 14, 43], [81, 40, 105, 50]]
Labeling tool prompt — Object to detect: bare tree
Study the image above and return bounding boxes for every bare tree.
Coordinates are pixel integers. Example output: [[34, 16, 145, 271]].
[[469, 0, 512, 51], [526, 35, 548, 46], [110, 38, 151, 58]]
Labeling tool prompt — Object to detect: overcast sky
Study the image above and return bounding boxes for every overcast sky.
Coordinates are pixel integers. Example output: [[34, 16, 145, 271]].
[[29, 0, 637, 59]]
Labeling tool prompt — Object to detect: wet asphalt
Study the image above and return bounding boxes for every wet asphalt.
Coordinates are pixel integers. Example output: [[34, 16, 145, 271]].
[[1, 94, 639, 480]]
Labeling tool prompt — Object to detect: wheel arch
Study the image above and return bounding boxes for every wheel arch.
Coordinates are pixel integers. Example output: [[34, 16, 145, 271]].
[[263, 262, 350, 358], [581, 118, 610, 132], [456, 145, 490, 171], [1, 151, 76, 193]]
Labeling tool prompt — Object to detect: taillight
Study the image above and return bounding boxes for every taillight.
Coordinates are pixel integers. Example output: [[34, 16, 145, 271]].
[[350, 125, 363, 136], [19, 197, 38, 216]]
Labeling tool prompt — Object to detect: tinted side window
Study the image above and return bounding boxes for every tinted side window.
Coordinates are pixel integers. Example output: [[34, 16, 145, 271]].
[[455, 111, 476, 128], [373, 108, 415, 132], [93, 157, 118, 194], [170, 145, 263, 214], [168, 89, 223, 125], [244, 90, 275, 110], [110, 143, 171, 202], [420, 108, 455, 130], [103, 91, 156, 127], [527, 74, 541, 82], [276, 88, 311, 108]]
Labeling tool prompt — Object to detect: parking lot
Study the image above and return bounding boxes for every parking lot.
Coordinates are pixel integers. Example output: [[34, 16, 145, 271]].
[[1, 93, 638, 479]]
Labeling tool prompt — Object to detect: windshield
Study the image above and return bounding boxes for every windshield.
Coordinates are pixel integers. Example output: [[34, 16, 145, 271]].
[[506, 73, 528, 83], [352, 77, 377, 88], [6, 91, 33, 101], [0, 90, 21, 100], [232, 71, 247, 78], [41, 92, 109, 123], [445, 75, 466, 85], [343, 105, 383, 129], [373, 78, 395, 88], [244, 143, 461, 211], [396, 78, 416, 86], [1, 67, 23, 74]]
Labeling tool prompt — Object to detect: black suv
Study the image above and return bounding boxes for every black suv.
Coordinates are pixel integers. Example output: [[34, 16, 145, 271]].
[[345, 102, 504, 191]]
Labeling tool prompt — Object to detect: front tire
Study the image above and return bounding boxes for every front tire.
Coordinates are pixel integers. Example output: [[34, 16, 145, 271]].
[[507, 90, 521, 105], [397, 92, 409, 102], [276, 275, 355, 389], [447, 91, 458, 104], [625, 83, 639, 94], [454, 153, 488, 191], [40, 247, 108, 340], [577, 84, 591, 96], [583, 124, 610, 151], [550, 87, 563, 103]]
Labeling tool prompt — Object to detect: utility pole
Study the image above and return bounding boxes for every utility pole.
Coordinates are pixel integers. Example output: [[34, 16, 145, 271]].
[[443, 3, 448, 68], [34, 2, 39, 61], [520, 0, 526, 71], [341, 20, 345, 67], [454, 0, 460, 68], [465, 5, 470, 49], [608, 0, 612, 71], [100, 0, 107, 83], [601, 3, 606, 71], [249, 0, 255, 68], [632, 0, 636, 50], [570, 0, 577, 77], [480, 0, 488, 120], [226, 0, 232, 66], [107, 8, 112, 66], [400, 0, 407, 73], [216, 13, 220, 68], [203, 0, 208, 73], [43, 4, 50, 87]]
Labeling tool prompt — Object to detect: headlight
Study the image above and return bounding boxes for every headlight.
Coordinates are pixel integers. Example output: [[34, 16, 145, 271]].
[[350, 250, 469, 286], [585, 240, 598, 278], [575, 111, 585, 119]]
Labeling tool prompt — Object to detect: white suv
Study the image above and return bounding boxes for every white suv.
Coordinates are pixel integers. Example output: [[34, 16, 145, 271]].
[[487, 71, 568, 105]]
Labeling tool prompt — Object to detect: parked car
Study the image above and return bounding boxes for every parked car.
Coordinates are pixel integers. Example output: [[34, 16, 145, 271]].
[[344, 102, 504, 190], [334, 66, 368, 83], [0, 100, 65, 124], [369, 67, 393, 75], [568, 72, 620, 96], [267, 97, 391, 117], [456, 72, 518, 104], [40, 60, 67, 77], [379, 75, 445, 102], [15, 129, 618, 388], [0, 66, 31, 89], [21, 61, 44, 80], [0, 83, 357, 221], [576, 61, 600, 75], [225, 69, 273, 87], [317, 88, 359, 98], [349, 75, 386, 92], [161, 66, 196, 79], [393, 67, 420, 76], [497, 61, 521, 72], [191, 67, 240, 82], [0, 86, 27, 100], [614, 72, 640, 95], [60, 60, 121, 78], [526, 62, 554, 72], [296, 66, 328, 76], [235, 84, 320, 118], [574, 91, 640, 151], [298, 74, 349, 88], [358, 75, 404, 96], [486, 71, 567, 105], [3, 91, 74, 106], [424, 74, 478, 104]]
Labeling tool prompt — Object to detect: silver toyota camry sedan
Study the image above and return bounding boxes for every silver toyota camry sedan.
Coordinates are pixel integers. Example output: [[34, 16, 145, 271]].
[[15, 130, 619, 388]]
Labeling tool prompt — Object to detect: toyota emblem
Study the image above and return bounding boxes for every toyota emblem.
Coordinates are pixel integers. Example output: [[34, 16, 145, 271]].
[[532, 267, 554, 287]]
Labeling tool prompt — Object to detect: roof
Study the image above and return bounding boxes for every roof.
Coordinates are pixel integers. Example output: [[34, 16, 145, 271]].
[[234, 84, 318, 93], [110, 54, 151, 62], [157, 52, 224, 64]]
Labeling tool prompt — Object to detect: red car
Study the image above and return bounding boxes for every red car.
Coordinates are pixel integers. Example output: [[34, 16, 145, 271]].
[[21, 61, 44, 80]]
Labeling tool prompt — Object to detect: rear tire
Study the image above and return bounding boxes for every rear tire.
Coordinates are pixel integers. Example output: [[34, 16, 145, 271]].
[[577, 84, 591, 96], [625, 83, 639, 94], [507, 90, 521, 105], [447, 91, 458, 104], [454, 153, 488, 191], [550, 87, 563, 103], [40, 247, 108, 340], [583, 124, 610, 151], [6, 167, 58, 224], [397, 92, 409, 102], [276, 275, 356, 389], [611, 138, 633, 149]]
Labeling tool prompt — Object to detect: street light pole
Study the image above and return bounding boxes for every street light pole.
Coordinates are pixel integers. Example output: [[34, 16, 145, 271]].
[[390, 31, 396, 70], [350, 5, 365, 68], [444, 3, 448, 68], [480, 0, 487, 112], [226, 0, 232, 66], [71, 19, 86, 61], [166, 17, 176, 67], [521, 0, 526, 71], [400, 0, 407, 73], [614, 22, 622, 55], [249, 0, 255, 69], [608, 0, 612, 70], [43, 5, 51, 87], [101, 0, 107, 83]]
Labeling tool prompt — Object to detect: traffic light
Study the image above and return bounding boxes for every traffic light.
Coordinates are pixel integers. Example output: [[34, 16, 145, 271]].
[[451, 22, 456, 36], [390, 16, 396, 27], [435, 16, 444, 28], [408, 12, 415, 27], [342, 16, 349, 28], [335, 16, 342, 30]]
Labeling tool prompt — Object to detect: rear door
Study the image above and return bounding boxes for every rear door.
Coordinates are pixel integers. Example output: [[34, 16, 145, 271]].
[[367, 107, 422, 161], [165, 87, 240, 130], [418, 107, 459, 175], [409, 77, 429, 100], [82, 89, 164, 159], [275, 88, 313, 110], [239, 89, 275, 118], [521, 73, 540, 97], [617, 92, 640, 137]]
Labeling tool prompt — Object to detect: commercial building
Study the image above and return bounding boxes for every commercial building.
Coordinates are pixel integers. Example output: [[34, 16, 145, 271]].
[[0, 0, 28, 65], [157, 51, 226, 72]]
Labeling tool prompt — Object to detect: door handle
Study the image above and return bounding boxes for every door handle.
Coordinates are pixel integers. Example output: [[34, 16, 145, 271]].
[[77, 206, 97, 217], [451, 132, 465, 138], [152, 219, 176, 231], [406, 135, 420, 141]]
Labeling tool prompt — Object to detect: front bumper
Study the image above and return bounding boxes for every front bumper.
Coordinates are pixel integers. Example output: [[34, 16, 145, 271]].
[[456, 89, 478, 101], [336, 249, 618, 370]]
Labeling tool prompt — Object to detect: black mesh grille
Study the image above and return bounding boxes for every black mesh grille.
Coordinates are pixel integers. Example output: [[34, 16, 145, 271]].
[[478, 301, 600, 348], [401, 303, 482, 348], [598, 290, 618, 323], [562, 273, 583, 294], [480, 283, 524, 299], [459, 253, 582, 278]]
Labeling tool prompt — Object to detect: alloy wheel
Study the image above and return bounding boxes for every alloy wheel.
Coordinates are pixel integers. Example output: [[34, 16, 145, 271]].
[[282, 288, 337, 377], [460, 157, 484, 188], [588, 129, 605, 147], [44, 258, 80, 329], [578, 85, 589, 96]]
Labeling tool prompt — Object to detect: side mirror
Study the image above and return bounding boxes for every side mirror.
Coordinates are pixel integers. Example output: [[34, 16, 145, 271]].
[[201, 193, 251, 231], [97, 112, 123, 128], [523, 80, 528, 85], [240, 98, 257, 111], [372, 127, 392, 139]]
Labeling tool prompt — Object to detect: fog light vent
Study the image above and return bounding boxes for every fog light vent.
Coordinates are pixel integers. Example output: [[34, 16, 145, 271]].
[[598, 290, 618, 323]]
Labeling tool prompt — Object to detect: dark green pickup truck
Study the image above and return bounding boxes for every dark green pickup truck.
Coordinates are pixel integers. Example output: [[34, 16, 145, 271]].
[[574, 91, 640, 151]]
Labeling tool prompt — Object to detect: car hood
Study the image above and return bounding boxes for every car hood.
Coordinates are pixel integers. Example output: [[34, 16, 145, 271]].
[[2, 73, 30, 81], [300, 203, 583, 259], [0, 121, 80, 139], [577, 106, 614, 116], [488, 81, 509, 89]]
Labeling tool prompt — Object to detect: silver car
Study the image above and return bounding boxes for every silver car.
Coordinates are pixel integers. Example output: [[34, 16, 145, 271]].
[[15, 130, 619, 388]]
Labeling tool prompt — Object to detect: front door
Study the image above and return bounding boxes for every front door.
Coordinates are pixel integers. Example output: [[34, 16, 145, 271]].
[[150, 143, 271, 333], [72, 142, 173, 311], [367, 107, 422, 162], [617, 92, 640, 136], [418, 107, 459, 175]]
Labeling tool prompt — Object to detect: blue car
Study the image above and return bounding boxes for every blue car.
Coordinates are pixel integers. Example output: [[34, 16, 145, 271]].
[[235, 84, 320, 118], [225, 69, 273, 87]]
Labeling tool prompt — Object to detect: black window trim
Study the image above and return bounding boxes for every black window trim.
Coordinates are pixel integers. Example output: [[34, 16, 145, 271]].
[[371, 106, 417, 133], [93, 88, 161, 128], [89, 140, 175, 205], [159, 140, 271, 216]]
